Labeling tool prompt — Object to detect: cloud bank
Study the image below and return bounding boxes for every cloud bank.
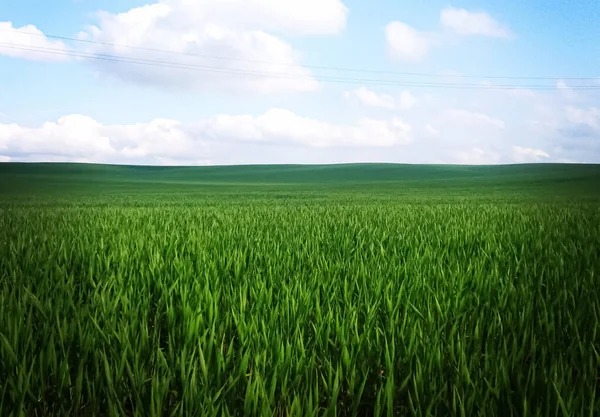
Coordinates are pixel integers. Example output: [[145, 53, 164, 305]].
[[75, 0, 349, 93]]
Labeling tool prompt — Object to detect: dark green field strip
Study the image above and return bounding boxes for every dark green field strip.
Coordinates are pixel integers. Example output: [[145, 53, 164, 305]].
[[1, 163, 600, 202]]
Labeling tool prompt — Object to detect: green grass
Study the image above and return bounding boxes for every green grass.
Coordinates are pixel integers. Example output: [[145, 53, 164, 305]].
[[1, 163, 599, 416]]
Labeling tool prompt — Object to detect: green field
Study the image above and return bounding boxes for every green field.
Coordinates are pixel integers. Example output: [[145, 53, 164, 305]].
[[1, 163, 599, 416]]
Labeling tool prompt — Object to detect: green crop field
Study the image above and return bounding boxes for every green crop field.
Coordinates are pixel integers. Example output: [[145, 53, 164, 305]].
[[1, 162, 599, 416]]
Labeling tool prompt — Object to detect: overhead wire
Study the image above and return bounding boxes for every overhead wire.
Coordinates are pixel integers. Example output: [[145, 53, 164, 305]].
[[0, 27, 598, 82], [0, 30, 599, 90]]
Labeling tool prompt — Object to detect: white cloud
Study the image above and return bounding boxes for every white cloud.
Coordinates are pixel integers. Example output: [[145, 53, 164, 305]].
[[444, 109, 506, 129], [0, 155, 11, 162], [3, 93, 600, 164], [565, 106, 600, 129], [556, 79, 579, 101], [512, 146, 550, 162], [345, 87, 395, 109], [556, 80, 569, 90], [440, 7, 514, 39], [385, 8, 511, 63], [521, 93, 600, 162], [79, 0, 348, 93], [165, 0, 348, 36], [451, 147, 499, 164], [0, 109, 413, 165], [399, 91, 417, 110], [438, 144, 552, 165], [344, 87, 416, 110], [507, 88, 538, 99], [385, 21, 433, 62], [425, 124, 439, 136], [0, 115, 204, 164], [200, 108, 413, 147], [0, 22, 70, 61]]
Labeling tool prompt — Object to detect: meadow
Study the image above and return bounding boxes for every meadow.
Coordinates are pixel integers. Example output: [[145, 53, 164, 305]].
[[1, 163, 599, 416]]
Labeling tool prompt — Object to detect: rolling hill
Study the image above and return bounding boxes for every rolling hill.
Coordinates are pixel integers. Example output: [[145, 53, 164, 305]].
[[1, 162, 599, 200]]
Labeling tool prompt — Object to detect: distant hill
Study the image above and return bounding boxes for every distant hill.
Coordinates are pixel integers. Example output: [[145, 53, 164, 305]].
[[1, 162, 599, 199]]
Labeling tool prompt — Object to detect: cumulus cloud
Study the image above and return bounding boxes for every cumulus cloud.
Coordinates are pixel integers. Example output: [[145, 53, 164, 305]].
[[78, 0, 348, 93], [512, 146, 550, 162], [522, 97, 600, 162], [425, 124, 439, 136], [345, 87, 395, 109], [198, 108, 413, 147], [0, 114, 203, 163], [565, 106, 600, 129], [385, 21, 434, 62], [448, 145, 549, 165], [0, 109, 413, 165], [556, 80, 569, 90], [444, 109, 506, 129], [163, 0, 349, 36], [399, 91, 417, 110], [440, 7, 514, 39], [507, 88, 539, 99], [0, 22, 70, 61], [446, 145, 551, 165], [344, 87, 416, 110], [451, 147, 500, 165], [3, 96, 599, 164], [385, 8, 512, 62], [556, 79, 580, 101]]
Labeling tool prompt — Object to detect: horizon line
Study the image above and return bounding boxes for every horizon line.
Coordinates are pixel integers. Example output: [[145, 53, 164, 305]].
[[1, 161, 597, 169]]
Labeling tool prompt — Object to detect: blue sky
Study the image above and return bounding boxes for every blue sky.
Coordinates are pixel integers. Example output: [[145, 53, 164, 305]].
[[0, 0, 599, 165]]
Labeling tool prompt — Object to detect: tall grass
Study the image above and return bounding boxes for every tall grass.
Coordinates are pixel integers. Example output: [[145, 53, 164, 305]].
[[1, 197, 599, 416]]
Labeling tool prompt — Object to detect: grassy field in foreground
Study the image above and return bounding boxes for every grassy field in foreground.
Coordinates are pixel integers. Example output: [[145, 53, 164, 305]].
[[1, 163, 600, 416]]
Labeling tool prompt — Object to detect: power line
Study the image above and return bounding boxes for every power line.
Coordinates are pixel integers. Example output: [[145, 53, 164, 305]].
[[1, 26, 598, 82], [2, 42, 600, 91]]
